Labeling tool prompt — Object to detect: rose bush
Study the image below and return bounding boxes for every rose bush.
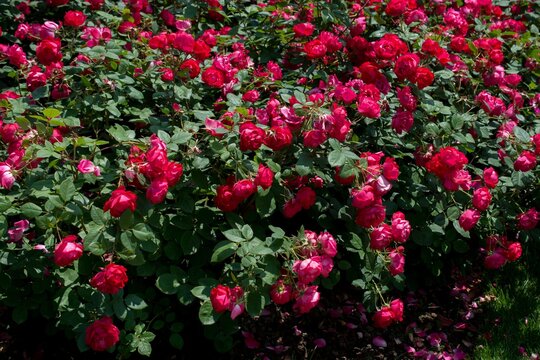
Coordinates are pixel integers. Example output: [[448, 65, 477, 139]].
[[0, 0, 538, 357]]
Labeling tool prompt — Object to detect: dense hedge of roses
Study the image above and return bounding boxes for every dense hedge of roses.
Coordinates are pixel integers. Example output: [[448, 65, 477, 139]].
[[0, 0, 538, 356]]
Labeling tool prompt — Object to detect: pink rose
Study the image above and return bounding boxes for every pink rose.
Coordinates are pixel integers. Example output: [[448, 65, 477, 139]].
[[293, 256, 323, 284], [293, 285, 320, 314], [370, 224, 393, 250], [388, 247, 405, 275], [391, 212, 410, 243], [459, 209, 481, 231], [472, 187, 491, 211], [373, 306, 395, 328], [146, 178, 169, 204], [77, 159, 101, 176], [514, 151, 537, 172], [483, 167, 499, 188]]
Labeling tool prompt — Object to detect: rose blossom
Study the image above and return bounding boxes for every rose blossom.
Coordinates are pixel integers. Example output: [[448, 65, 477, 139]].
[[103, 187, 137, 217], [90, 263, 128, 295], [210, 284, 231, 313], [459, 209, 481, 231], [77, 159, 101, 176], [54, 235, 84, 267], [85, 317, 120, 352]]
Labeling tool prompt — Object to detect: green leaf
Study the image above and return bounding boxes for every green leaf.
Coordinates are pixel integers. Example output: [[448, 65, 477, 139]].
[[125, 294, 148, 310], [222, 229, 245, 243], [255, 191, 276, 218], [169, 333, 184, 350], [245, 292, 265, 317], [199, 300, 220, 325], [156, 273, 179, 295], [58, 178, 76, 202], [137, 341, 152, 357], [43, 108, 61, 119], [12, 306, 27, 325], [20, 203, 42, 218], [211, 241, 238, 263], [513, 126, 531, 143]]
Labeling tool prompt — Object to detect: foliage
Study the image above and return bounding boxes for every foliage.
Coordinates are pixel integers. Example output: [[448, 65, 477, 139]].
[[0, 0, 538, 357]]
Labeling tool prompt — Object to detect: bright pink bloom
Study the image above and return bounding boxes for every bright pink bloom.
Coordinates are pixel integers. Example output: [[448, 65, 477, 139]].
[[77, 159, 101, 176]]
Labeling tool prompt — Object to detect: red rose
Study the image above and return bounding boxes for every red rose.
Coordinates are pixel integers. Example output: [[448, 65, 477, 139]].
[[394, 53, 420, 81], [103, 186, 137, 217], [351, 186, 376, 209], [210, 284, 231, 313], [484, 250, 507, 270], [193, 39, 211, 61], [283, 198, 302, 218], [254, 164, 274, 190], [517, 208, 539, 230], [472, 187, 491, 211], [239, 89, 259, 103], [505, 242, 522, 262], [179, 59, 200, 79], [514, 150, 537, 172], [382, 157, 400, 181], [356, 203, 386, 228], [293, 22, 315, 37], [160, 67, 174, 82], [303, 129, 327, 148], [373, 34, 406, 60], [396, 86, 417, 111], [459, 209, 481, 231], [239, 122, 265, 152], [163, 161, 183, 187], [414, 67, 434, 89], [373, 306, 395, 328], [357, 96, 381, 119], [304, 39, 327, 60], [370, 224, 393, 250], [47, 0, 70, 6], [264, 126, 292, 151], [90, 263, 128, 295], [146, 178, 169, 204], [270, 280, 293, 305], [26, 67, 47, 92], [385, 0, 408, 17], [215, 184, 240, 212], [64, 10, 87, 27], [36, 38, 62, 66], [232, 179, 256, 202], [54, 235, 84, 267], [296, 186, 316, 209], [391, 109, 414, 134], [202, 67, 225, 88], [173, 31, 195, 53], [85, 317, 120, 352]]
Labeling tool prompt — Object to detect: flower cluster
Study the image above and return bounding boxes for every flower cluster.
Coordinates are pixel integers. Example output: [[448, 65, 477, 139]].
[[267, 230, 338, 314], [125, 134, 183, 205]]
